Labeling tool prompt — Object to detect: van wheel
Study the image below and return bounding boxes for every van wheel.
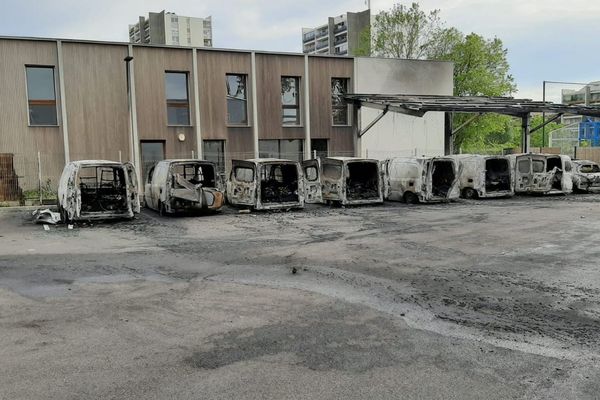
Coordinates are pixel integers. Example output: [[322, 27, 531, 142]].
[[403, 192, 419, 204], [462, 188, 477, 199]]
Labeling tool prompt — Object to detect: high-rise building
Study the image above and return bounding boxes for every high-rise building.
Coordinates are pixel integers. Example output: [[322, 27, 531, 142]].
[[302, 9, 370, 56], [129, 10, 212, 47]]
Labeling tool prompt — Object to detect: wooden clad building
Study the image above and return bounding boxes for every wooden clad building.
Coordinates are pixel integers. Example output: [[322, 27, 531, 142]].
[[0, 36, 453, 192]]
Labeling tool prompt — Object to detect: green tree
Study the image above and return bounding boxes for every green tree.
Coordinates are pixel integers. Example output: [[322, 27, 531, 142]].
[[356, 2, 451, 59], [432, 32, 517, 152], [359, 2, 519, 153]]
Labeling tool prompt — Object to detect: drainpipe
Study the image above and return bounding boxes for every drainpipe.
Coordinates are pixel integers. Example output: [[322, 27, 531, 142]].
[[251, 52, 259, 158], [304, 55, 311, 160]]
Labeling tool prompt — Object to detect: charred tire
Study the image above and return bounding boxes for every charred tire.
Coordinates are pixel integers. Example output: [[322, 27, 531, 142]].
[[403, 192, 419, 204], [462, 188, 477, 199]]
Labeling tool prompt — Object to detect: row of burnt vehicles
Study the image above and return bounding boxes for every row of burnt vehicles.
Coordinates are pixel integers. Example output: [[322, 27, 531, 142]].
[[56, 154, 600, 221]]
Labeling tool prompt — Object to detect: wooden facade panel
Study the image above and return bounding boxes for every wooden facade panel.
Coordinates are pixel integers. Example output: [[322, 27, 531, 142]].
[[133, 46, 196, 158], [196, 50, 253, 143], [308, 57, 354, 155], [255, 54, 305, 140], [62, 43, 130, 161], [0, 40, 64, 189]]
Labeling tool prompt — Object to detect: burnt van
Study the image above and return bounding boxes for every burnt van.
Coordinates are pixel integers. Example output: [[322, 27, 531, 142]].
[[58, 160, 140, 222], [227, 159, 304, 210], [319, 157, 383, 206], [382, 157, 459, 203], [144, 159, 224, 215], [452, 154, 514, 199], [512, 154, 573, 194]]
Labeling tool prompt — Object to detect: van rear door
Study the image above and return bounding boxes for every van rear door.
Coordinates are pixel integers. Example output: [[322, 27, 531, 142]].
[[227, 160, 257, 206], [124, 162, 140, 213], [302, 159, 323, 203]]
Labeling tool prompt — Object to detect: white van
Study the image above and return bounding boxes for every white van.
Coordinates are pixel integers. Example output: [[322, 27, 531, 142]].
[[383, 157, 459, 203], [319, 157, 383, 206], [451, 154, 514, 199], [512, 153, 573, 194], [144, 159, 224, 215], [227, 159, 305, 210], [58, 160, 140, 222]]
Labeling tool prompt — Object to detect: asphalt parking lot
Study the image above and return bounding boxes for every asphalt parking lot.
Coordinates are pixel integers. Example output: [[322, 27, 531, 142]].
[[1, 195, 600, 399]]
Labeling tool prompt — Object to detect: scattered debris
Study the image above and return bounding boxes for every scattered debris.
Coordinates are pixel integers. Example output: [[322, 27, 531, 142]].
[[32, 209, 61, 225]]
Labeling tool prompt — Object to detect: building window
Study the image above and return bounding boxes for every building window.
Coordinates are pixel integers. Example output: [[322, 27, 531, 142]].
[[203, 140, 226, 173], [281, 76, 301, 126], [331, 78, 349, 126], [311, 139, 328, 158], [165, 72, 190, 126], [25, 66, 57, 126], [259, 139, 303, 162], [226, 74, 248, 125], [141, 141, 165, 182]]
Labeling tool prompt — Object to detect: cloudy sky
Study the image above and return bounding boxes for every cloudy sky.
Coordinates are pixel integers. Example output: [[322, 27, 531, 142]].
[[2, 0, 598, 102]]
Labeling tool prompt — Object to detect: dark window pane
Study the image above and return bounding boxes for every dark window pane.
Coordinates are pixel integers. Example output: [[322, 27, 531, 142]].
[[29, 104, 57, 125], [26, 67, 57, 125], [141, 141, 165, 180], [332, 107, 348, 125], [226, 74, 248, 124], [280, 139, 303, 162], [311, 139, 328, 158], [26, 67, 56, 100], [167, 105, 189, 125], [260, 139, 303, 161], [331, 78, 349, 125], [227, 97, 248, 125], [259, 140, 279, 159], [165, 73, 188, 100], [282, 108, 299, 125], [203, 140, 225, 173], [165, 72, 189, 125]]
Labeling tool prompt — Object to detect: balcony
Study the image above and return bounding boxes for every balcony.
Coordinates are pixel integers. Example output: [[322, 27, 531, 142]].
[[316, 39, 329, 50], [315, 29, 328, 39], [334, 23, 347, 34], [303, 31, 316, 42]]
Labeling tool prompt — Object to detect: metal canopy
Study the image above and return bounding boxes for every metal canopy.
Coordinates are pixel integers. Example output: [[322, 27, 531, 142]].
[[345, 94, 600, 118]]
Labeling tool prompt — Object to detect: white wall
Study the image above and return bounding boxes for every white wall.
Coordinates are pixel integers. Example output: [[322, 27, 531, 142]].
[[354, 57, 453, 159]]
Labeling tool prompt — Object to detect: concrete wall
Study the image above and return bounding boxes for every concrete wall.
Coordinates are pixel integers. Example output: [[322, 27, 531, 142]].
[[354, 57, 453, 159]]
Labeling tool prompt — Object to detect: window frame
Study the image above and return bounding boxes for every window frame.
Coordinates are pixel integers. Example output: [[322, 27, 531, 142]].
[[164, 71, 191, 127], [331, 77, 351, 127], [281, 76, 302, 127], [226, 73, 249, 127], [25, 65, 59, 127]]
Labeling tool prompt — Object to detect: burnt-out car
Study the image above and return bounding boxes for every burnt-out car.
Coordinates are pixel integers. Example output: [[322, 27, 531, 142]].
[[227, 159, 304, 210], [320, 157, 383, 206], [58, 160, 140, 222], [572, 160, 600, 193], [144, 159, 224, 215]]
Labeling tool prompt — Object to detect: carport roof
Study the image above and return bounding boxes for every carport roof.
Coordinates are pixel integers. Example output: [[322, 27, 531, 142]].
[[344, 94, 600, 118]]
